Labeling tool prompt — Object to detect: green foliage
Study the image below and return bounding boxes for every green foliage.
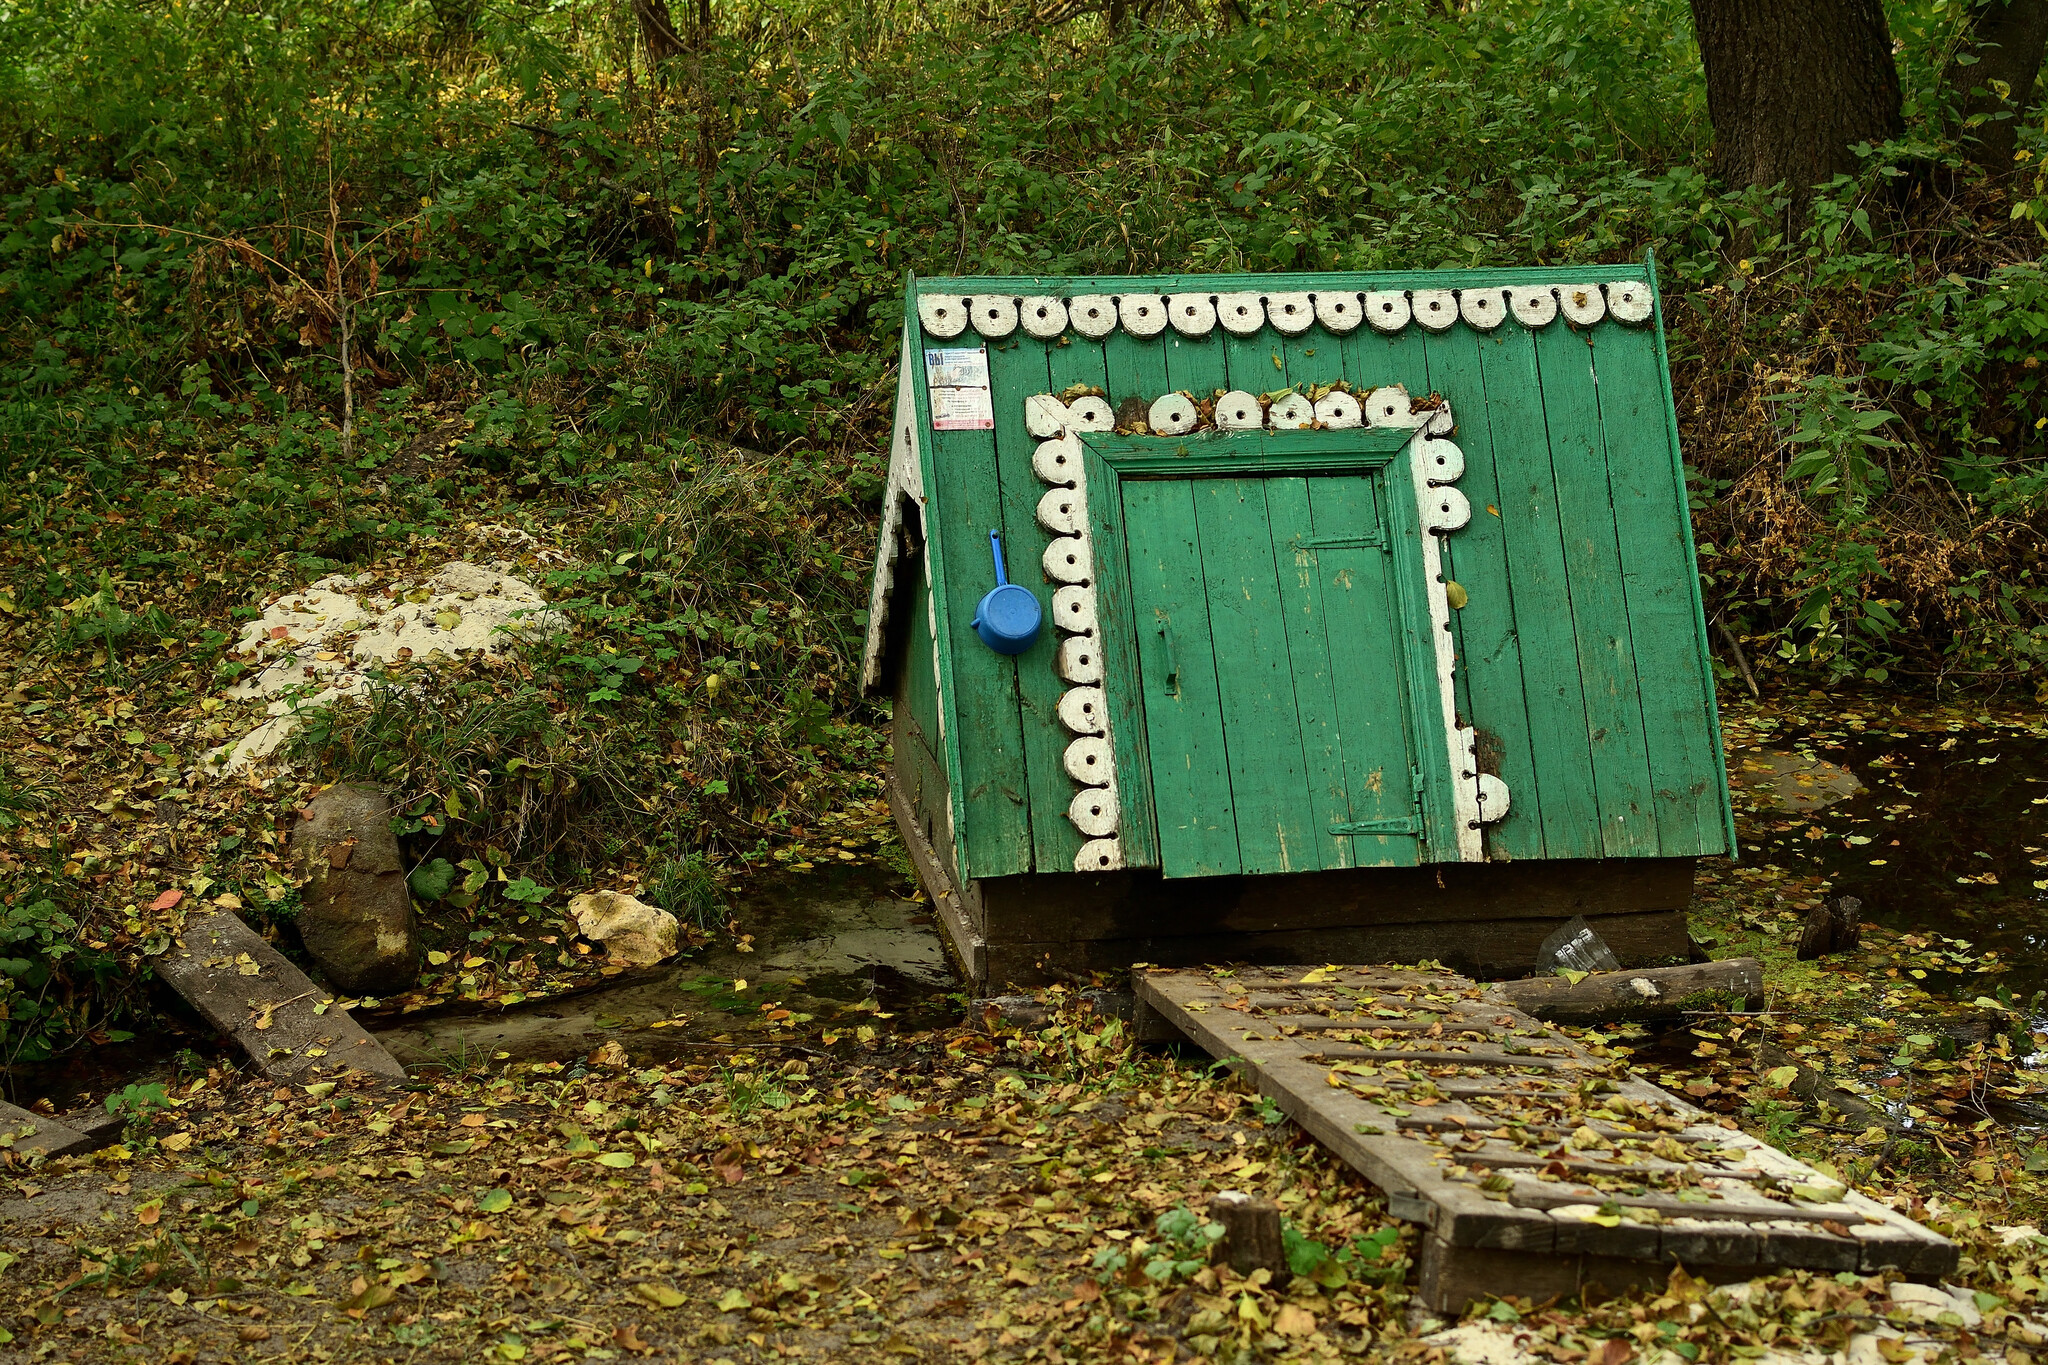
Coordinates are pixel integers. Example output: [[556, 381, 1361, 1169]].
[[1092, 1203, 1223, 1283]]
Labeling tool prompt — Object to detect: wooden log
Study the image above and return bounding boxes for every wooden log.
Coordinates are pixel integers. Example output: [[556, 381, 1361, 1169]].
[[1209, 1191, 1288, 1281], [1491, 959, 1763, 1024]]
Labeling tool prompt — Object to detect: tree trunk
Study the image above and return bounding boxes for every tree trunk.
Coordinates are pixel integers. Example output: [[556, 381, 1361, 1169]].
[[1690, 0, 1903, 195], [1944, 0, 2048, 175], [632, 0, 686, 65]]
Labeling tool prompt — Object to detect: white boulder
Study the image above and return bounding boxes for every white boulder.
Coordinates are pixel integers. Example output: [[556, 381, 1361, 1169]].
[[568, 891, 679, 967]]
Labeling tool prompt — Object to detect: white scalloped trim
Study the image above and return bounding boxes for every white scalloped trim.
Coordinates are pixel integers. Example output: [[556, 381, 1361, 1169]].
[[1216, 390, 1263, 430], [925, 282, 1648, 342], [970, 295, 1018, 339], [1268, 392, 1315, 429], [1020, 296, 1069, 339], [1364, 291, 1411, 333], [1411, 289, 1458, 332], [1069, 295, 1118, 338], [1458, 289, 1506, 332], [1068, 787, 1120, 838], [1217, 292, 1265, 335], [1315, 292, 1363, 333], [1148, 392, 1198, 435], [1605, 281, 1653, 324], [1314, 390, 1363, 428], [1024, 396, 1123, 868], [918, 294, 969, 339], [1558, 283, 1606, 327], [1405, 405, 1492, 861], [1508, 287, 1558, 329], [1265, 291, 1315, 335], [1169, 293, 1218, 336], [1118, 294, 1169, 337]]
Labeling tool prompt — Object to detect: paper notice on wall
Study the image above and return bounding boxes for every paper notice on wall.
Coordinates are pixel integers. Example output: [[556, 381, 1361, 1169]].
[[925, 347, 994, 431]]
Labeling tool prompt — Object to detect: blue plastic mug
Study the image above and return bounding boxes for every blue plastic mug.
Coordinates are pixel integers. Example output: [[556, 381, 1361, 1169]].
[[971, 530, 1042, 655]]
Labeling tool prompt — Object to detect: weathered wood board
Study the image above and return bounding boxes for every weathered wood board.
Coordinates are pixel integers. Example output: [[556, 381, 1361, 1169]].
[[1133, 964, 1954, 1312]]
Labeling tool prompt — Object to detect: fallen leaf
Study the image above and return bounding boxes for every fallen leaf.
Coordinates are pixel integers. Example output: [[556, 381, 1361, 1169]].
[[148, 889, 184, 912], [632, 1283, 685, 1308]]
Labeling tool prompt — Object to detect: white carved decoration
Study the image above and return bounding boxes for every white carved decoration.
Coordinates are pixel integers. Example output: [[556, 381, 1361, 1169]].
[[1558, 283, 1606, 327], [1051, 584, 1099, 638], [1035, 485, 1084, 536], [1216, 292, 1265, 335], [1476, 773, 1510, 824], [921, 281, 1652, 342], [1315, 292, 1363, 333], [1148, 392, 1198, 435], [1411, 289, 1458, 332], [1215, 391, 1263, 430], [970, 295, 1019, 339], [1458, 289, 1505, 332], [1031, 432, 1085, 485], [1056, 634, 1103, 683], [1118, 294, 1170, 337], [1025, 400, 1123, 872], [1509, 286, 1558, 329], [1056, 686, 1106, 735], [1020, 296, 1069, 339], [1067, 396, 1115, 431], [1043, 535, 1094, 584], [1265, 291, 1315, 335], [1069, 295, 1118, 338], [1024, 393, 1071, 438], [1403, 401, 1493, 862], [1364, 385, 1421, 428], [1313, 390, 1363, 428], [1076, 837, 1124, 872], [1268, 392, 1315, 429], [917, 294, 969, 339], [1169, 293, 1218, 336], [1068, 787, 1120, 838], [1364, 291, 1411, 333], [1062, 736, 1114, 784], [1605, 281, 1654, 324]]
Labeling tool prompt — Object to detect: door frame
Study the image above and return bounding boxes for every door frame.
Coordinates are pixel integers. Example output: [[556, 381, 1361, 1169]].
[[1077, 409, 1487, 865]]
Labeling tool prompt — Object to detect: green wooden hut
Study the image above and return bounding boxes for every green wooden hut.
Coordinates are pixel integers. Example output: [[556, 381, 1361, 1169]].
[[861, 265, 1733, 990]]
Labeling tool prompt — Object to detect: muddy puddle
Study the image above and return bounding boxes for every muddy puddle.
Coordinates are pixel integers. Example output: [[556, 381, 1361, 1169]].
[[1728, 718, 2048, 1002], [373, 860, 961, 1068]]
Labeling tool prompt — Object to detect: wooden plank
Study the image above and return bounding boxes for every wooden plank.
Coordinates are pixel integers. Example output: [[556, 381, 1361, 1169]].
[[886, 771, 985, 986], [1532, 323, 1659, 857], [1420, 326, 1545, 862], [1265, 475, 1352, 871], [1305, 474, 1422, 868], [1081, 445, 1161, 870], [1589, 322, 1729, 857], [157, 910, 407, 1083], [1476, 322, 1603, 859], [1132, 963, 1956, 1307], [987, 338, 1078, 875], [925, 404, 1035, 879], [1120, 477, 1241, 877], [1194, 476, 1317, 874]]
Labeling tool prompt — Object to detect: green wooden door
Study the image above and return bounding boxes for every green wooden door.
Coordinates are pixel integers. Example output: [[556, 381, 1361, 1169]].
[[1123, 470, 1427, 879]]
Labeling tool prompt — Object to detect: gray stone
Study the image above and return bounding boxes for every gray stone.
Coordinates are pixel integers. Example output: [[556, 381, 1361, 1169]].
[[288, 782, 417, 995], [0, 1102, 97, 1159], [153, 909, 407, 1083]]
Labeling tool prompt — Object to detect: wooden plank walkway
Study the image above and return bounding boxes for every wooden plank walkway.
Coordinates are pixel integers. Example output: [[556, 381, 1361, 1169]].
[[1133, 964, 1954, 1313]]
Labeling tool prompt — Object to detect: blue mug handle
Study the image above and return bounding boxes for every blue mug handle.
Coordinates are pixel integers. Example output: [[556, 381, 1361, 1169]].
[[990, 529, 1009, 586]]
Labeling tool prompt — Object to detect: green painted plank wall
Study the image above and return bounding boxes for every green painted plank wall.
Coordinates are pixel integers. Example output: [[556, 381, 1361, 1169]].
[[906, 270, 1730, 875]]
